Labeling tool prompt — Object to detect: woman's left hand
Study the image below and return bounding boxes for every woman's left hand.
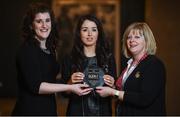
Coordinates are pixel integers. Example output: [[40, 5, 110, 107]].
[[103, 75, 115, 87], [95, 86, 114, 97]]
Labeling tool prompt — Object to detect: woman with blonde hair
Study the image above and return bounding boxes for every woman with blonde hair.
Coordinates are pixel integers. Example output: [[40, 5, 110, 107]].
[[96, 22, 166, 115]]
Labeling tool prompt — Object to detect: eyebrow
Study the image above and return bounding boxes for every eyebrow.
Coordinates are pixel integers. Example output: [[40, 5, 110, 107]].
[[34, 17, 51, 20], [81, 27, 97, 28]]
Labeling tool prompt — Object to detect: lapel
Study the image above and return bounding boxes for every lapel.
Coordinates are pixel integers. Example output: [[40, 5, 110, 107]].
[[123, 55, 153, 88]]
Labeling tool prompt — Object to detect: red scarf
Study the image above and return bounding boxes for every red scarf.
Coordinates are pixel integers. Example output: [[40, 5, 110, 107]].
[[116, 53, 148, 90]]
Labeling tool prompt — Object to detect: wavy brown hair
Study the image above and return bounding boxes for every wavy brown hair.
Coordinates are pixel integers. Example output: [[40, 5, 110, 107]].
[[22, 2, 59, 55]]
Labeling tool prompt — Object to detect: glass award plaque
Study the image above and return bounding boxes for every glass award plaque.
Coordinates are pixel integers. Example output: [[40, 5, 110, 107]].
[[83, 65, 104, 88]]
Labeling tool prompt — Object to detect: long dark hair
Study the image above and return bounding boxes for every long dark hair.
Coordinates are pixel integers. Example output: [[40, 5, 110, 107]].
[[71, 14, 112, 72], [22, 2, 59, 56]]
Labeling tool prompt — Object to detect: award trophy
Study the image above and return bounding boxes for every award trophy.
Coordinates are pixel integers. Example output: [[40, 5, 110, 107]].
[[83, 65, 104, 88]]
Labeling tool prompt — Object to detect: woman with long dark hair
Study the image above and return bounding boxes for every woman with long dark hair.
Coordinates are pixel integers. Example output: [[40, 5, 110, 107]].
[[60, 15, 117, 116]]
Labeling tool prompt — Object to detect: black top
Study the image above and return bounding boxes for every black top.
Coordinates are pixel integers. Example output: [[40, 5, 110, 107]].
[[116, 55, 166, 115], [12, 39, 59, 116], [59, 55, 117, 116]]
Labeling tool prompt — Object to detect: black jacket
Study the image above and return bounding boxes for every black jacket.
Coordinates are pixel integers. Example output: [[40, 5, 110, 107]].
[[117, 55, 166, 115], [59, 55, 117, 116]]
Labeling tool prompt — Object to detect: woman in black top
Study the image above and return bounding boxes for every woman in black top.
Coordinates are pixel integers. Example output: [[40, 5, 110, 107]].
[[12, 3, 91, 116], [60, 15, 117, 116], [96, 22, 166, 115]]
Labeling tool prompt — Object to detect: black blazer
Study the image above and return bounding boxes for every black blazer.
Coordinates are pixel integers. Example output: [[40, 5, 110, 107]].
[[117, 55, 166, 115], [12, 39, 59, 115]]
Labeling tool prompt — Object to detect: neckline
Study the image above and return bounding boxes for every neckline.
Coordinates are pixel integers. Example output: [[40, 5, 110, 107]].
[[132, 53, 148, 66], [86, 56, 96, 59]]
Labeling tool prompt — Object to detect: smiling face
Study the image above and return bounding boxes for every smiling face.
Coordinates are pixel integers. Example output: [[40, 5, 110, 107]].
[[127, 29, 146, 57], [80, 19, 98, 47], [32, 12, 51, 40]]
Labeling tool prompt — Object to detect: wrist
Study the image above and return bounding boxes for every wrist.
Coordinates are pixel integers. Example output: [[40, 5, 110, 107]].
[[68, 84, 73, 92]]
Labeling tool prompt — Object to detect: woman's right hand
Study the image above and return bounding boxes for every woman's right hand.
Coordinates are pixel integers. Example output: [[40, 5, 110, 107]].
[[71, 72, 84, 83], [70, 84, 93, 96]]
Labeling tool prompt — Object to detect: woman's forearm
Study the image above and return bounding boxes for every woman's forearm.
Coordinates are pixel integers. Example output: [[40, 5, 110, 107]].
[[39, 82, 72, 94]]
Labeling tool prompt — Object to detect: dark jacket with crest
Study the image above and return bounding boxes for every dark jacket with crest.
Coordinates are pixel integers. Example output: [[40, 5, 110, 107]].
[[117, 55, 166, 116]]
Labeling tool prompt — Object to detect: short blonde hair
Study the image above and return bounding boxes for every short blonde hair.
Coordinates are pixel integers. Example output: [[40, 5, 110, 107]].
[[122, 22, 157, 58]]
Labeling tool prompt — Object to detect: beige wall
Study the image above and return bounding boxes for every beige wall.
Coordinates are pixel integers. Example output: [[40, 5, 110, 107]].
[[146, 0, 180, 115]]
